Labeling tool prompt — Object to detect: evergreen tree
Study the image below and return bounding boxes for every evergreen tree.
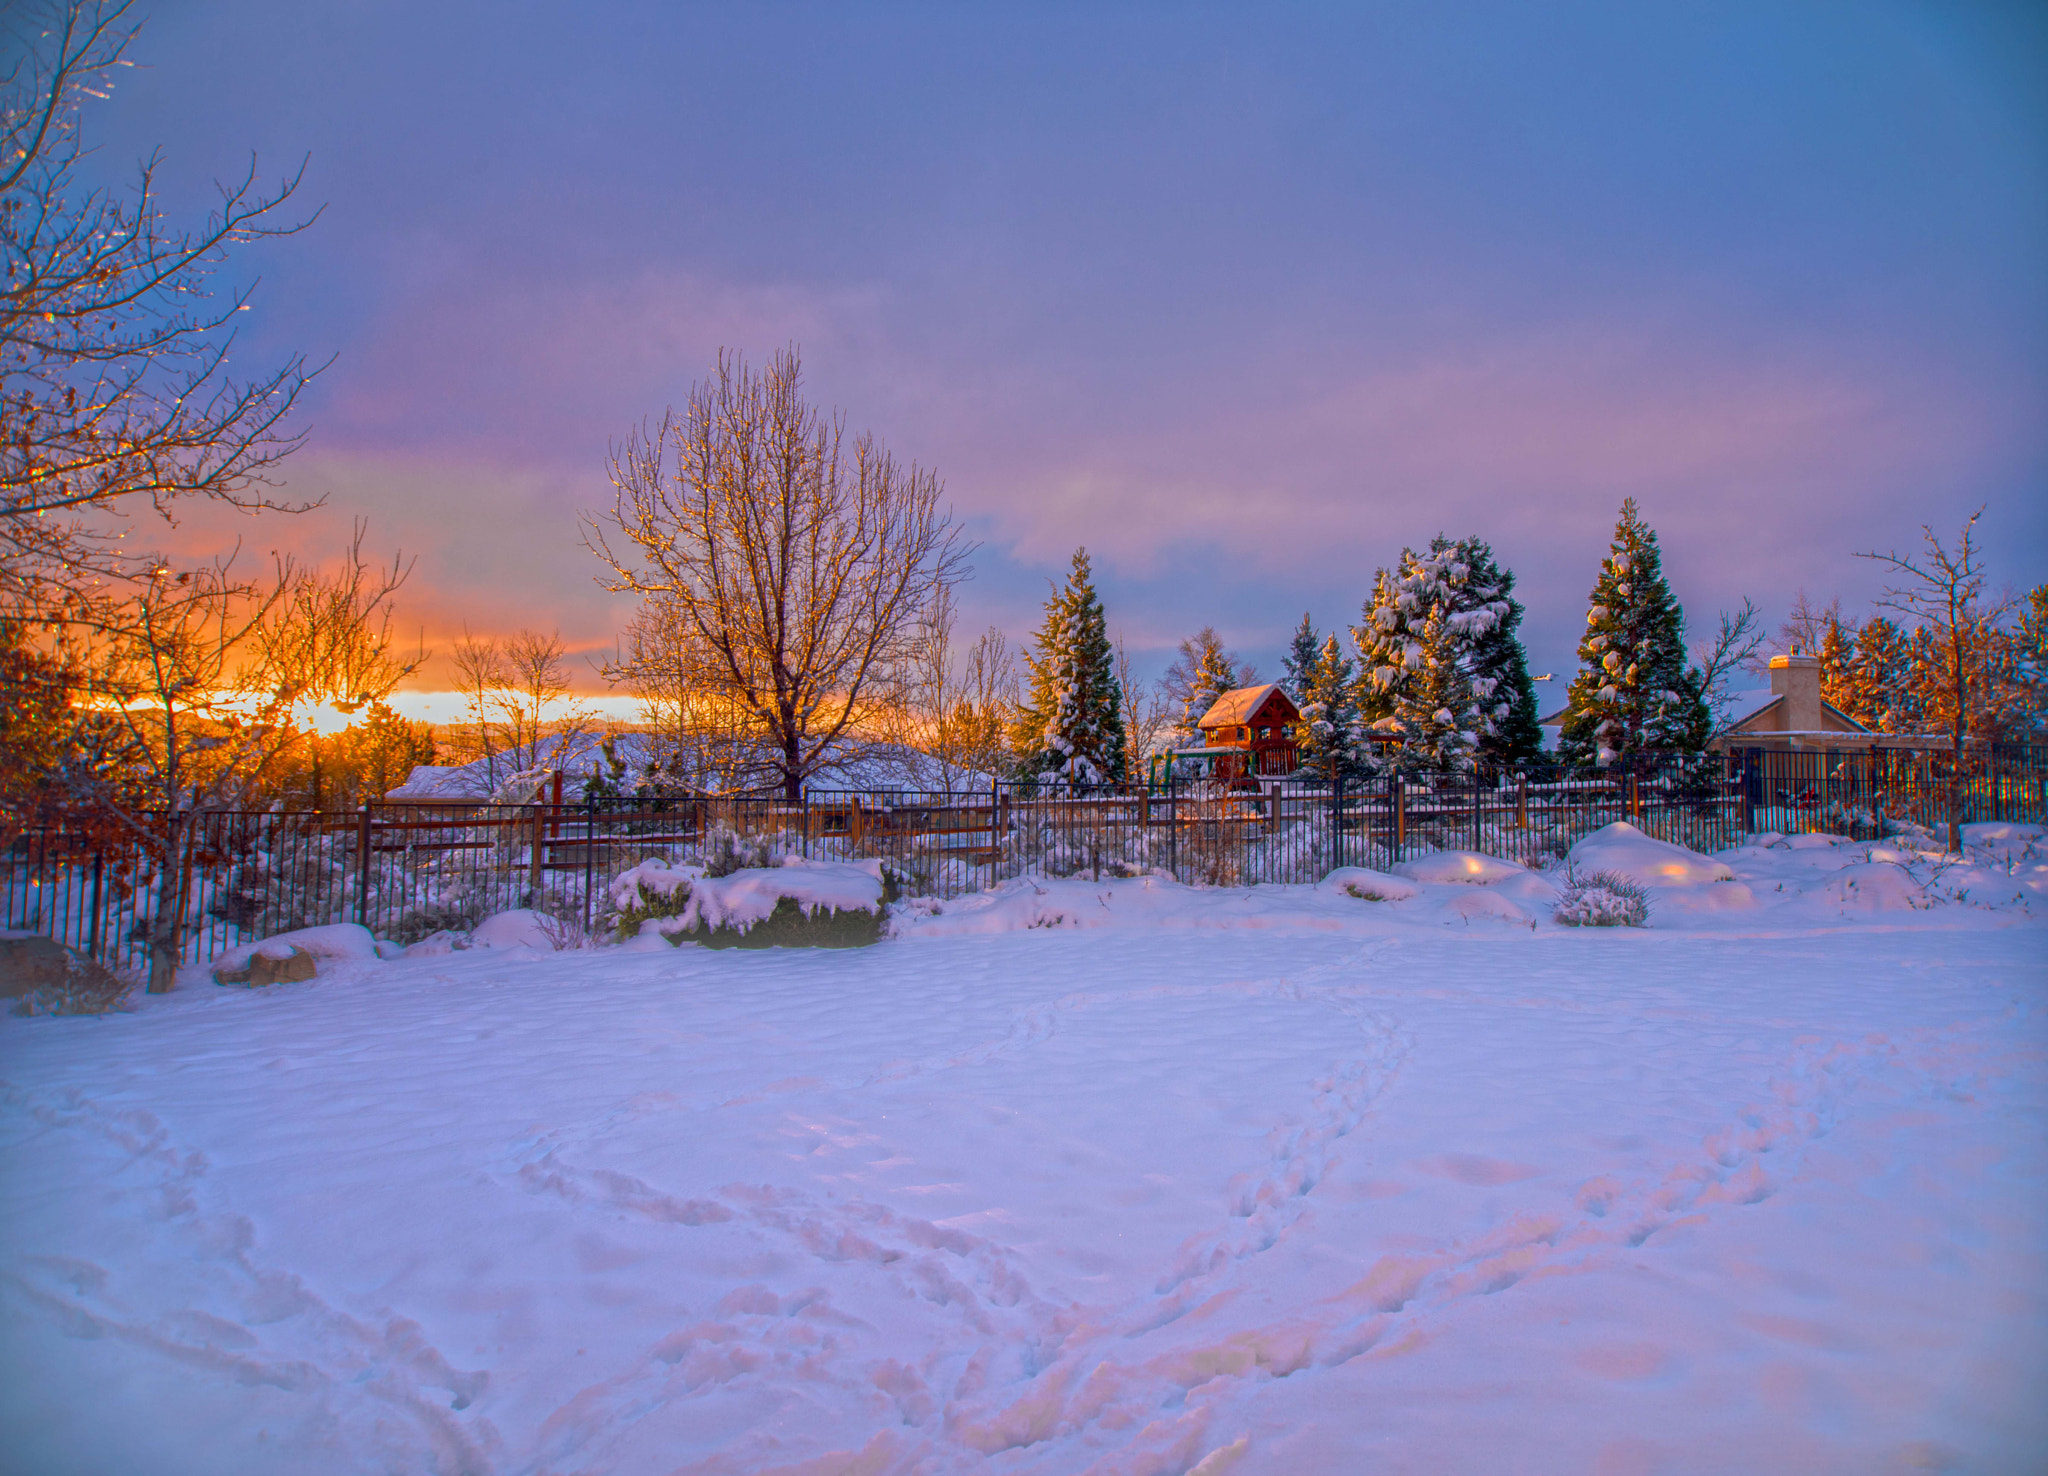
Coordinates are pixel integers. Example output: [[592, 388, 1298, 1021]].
[[1352, 568, 1399, 731], [1165, 627, 1251, 745], [1295, 633, 1373, 785], [1015, 549, 1125, 785], [1557, 498, 1709, 766], [1351, 543, 1484, 774], [1281, 613, 1320, 702], [1443, 535, 1544, 768]]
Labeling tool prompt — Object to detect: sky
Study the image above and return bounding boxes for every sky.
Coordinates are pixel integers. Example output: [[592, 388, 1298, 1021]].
[[69, 0, 2048, 706]]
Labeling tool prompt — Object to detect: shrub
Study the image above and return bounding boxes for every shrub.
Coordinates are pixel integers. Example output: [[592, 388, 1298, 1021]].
[[1553, 866, 1650, 928], [608, 858, 703, 941]]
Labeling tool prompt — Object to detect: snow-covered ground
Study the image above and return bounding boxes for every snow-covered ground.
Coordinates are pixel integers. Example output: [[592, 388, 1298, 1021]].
[[3, 827, 2045, 1474]]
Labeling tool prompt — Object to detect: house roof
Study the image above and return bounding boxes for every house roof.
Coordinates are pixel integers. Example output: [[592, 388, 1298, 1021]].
[[1197, 684, 1299, 730]]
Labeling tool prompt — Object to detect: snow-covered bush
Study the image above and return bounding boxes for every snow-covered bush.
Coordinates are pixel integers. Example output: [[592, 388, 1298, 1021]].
[[701, 825, 793, 878], [607, 858, 704, 942], [652, 859, 887, 949], [1553, 866, 1650, 927]]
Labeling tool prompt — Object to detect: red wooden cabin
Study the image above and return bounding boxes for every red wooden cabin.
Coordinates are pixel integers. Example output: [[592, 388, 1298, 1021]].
[[1195, 684, 1301, 780]]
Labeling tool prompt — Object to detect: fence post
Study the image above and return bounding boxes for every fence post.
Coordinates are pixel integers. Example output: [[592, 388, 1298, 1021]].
[[1517, 773, 1529, 830], [1332, 773, 1344, 871], [88, 850, 104, 960], [583, 802, 596, 935], [530, 802, 545, 901], [1167, 775, 1178, 879], [354, 804, 373, 927], [1393, 778, 1406, 863], [802, 789, 811, 860]]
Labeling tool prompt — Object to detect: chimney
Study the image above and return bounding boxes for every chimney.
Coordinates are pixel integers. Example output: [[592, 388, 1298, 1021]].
[[1768, 652, 1822, 733]]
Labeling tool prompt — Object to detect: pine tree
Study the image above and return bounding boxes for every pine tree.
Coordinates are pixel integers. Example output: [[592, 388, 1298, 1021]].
[[1444, 536, 1543, 768], [1296, 633, 1373, 786], [1165, 627, 1250, 745], [1816, 615, 1857, 714], [1558, 498, 1709, 766], [1282, 613, 1320, 702], [1016, 549, 1125, 786], [1351, 544, 1483, 774], [1853, 618, 1919, 732]]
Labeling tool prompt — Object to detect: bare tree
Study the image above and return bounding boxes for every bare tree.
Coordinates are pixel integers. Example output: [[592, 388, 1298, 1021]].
[[1, 0, 320, 620], [883, 583, 1022, 788], [449, 630, 508, 788], [589, 347, 973, 799], [1774, 589, 1841, 660], [1114, 634, 1172, 781], [448, 626, 592, 789], [1691, 597, 1768, 737], [1859, 508, 2011, 853], [58, 548, 306, 990], [609, 596, 774, 793], [256, 520, 423, 808]]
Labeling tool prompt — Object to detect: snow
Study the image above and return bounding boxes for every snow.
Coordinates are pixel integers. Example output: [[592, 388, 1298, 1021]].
[[1565, 822, 1737, 889], [657, 859, 886, 938], [1320, 866, 1422, 903], [1390, 849, 1530, 886], [2, 833, 2044, 1473], [206, 922, 382, 976], [470, 909, 563, 951]]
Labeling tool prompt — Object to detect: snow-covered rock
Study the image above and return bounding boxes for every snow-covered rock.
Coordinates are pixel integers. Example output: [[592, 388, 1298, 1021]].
[[1323, 866, 1422, 902], [1823, 861, 1928, 912], [208, 923, 380, 985], [1390, 850, 1530, 885], [1567, 823, 1736, 888], [472, 909, 562, 950]]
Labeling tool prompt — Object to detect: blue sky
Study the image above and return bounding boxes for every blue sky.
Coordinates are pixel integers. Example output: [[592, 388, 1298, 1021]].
[[86, 0, 2048, 693]]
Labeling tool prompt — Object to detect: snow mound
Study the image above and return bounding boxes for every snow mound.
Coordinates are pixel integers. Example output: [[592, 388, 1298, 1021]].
[[473, 910, 562, 950], [1567, 823, 1735, 888], [1823, 862, 1928, 912], [1445, 888, 1534, 925], [1391, 851, 1529, 885], [208, 923, 380, 977], [1324, 866, 1422, 902], [1962, 822, 2045, 858]]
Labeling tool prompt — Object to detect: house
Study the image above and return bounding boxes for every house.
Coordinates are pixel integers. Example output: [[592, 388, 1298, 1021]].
[[1193, 684, 1301, 779], [1710, 652, 1872, 752], [1539, 652, 1882, 754]]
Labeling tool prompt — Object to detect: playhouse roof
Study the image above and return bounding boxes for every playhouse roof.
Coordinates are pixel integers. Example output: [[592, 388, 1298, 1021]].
[[1198, 684, 1299, 730]]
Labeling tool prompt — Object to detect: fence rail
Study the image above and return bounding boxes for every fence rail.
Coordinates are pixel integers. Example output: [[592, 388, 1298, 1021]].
[[5, 746, 2043, 969]]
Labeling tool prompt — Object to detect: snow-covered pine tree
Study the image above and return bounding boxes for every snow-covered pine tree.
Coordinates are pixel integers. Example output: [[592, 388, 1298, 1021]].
[[1557, 498, 1710, 767], [1166, 627, 1250, 745], [1016, 549, 1125, 786], [1351, 544, 1484, 774], [1444, 536, 1544, 767], [1282, 613, 1320, 702], [1352, 568, 1399, 732], [1848, 616, 1920, 733], [1296, 633, 1373, 786]]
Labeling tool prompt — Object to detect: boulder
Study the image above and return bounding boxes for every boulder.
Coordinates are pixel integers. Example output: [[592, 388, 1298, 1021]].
[[214, 944, 319, 987], [208, 923, 379, 987], [1, 933, 132, 1014]]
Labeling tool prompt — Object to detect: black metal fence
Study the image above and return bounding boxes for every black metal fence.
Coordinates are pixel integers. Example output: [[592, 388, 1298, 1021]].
[[5, 746, 2042, 970]]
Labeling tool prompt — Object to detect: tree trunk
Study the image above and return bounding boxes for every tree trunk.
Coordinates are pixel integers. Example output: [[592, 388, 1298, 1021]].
[[146, 813, 188, 993], [1949, 623, 1966, 855]]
